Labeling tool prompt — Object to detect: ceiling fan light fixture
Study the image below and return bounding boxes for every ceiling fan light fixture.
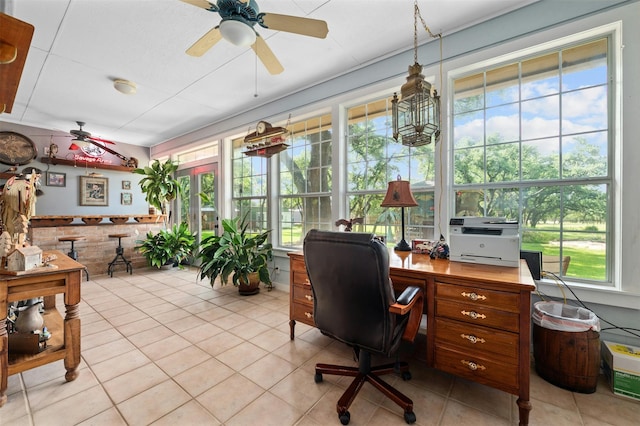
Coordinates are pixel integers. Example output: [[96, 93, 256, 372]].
[[220, 19, 256, 47], [113, 79, 137, 95]]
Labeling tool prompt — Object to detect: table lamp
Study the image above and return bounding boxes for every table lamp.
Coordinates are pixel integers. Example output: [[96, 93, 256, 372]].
[[381, 176, 418, 251]]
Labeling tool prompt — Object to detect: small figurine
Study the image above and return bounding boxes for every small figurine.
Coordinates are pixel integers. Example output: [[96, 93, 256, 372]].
[[430, 234, 450, 259], [335, 217, 363, 232]]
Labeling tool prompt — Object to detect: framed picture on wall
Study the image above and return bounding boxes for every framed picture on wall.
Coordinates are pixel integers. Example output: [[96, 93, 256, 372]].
[[121, 192, 132, 205], [79, 176, 109, 206], [46, 171, 66, 187], [122, 180, 131, 190]]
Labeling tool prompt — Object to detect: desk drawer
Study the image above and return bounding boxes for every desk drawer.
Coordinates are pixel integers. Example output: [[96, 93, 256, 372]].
[[291, 302, 315, 327], [434, 317, 518, 362], [292, 269, 310, 286], [436, 299, 519, 333], [435, 344, 518, 392], [292, 282, 314, 305], [436, 281, 519, 313]]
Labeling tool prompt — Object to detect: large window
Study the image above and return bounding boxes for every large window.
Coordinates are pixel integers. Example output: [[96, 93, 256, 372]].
[[231, 137, 268, 233], [346, 97, 436, 243], [452, 37, 611, 284], [279, 114, 333, 247]]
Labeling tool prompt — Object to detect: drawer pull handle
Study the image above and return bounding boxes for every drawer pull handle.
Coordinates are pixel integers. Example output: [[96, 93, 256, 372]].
[[461, 291, 486, 301], [305, 295, 313, 301], [461, 333, 485, 344], [304, 312, 313, 319], [304, 279, 310, 285], [461, 360, 486, 371], [461, 310, 486, 320]]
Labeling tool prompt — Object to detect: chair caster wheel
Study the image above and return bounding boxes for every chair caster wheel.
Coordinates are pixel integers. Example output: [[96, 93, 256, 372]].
[[404, 411, 416, 424], [339, 411, 350, 425], [314, 373, 323, 383], [401, 371, 412, 381]]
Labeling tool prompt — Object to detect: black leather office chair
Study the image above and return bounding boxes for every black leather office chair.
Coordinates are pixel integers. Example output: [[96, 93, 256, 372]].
[[304, 230, 424, 425]]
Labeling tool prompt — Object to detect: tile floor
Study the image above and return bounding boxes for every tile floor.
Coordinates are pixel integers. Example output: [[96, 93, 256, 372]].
[[1, 266, 638, 426]]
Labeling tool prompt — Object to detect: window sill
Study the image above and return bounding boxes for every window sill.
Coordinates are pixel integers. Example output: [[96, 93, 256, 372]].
[[535, 279, 640, 310]]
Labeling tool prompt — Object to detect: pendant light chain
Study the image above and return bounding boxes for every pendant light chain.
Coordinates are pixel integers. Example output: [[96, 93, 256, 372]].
[[413, 1, 419, 64]]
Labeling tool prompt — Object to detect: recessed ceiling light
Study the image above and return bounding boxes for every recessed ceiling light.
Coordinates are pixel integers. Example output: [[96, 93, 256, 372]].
[[113, 79, 137, 95]]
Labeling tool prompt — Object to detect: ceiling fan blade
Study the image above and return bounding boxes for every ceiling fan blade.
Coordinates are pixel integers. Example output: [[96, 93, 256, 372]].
[[261, 13, 328, 39], [186, 26, 223, 57], [252, 35, 284, 75], [181, 0, 215, 11], [87, 135, 116, 145]]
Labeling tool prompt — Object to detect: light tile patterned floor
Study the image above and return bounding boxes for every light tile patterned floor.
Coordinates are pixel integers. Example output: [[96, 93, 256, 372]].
[[1, 267, 638, 425]]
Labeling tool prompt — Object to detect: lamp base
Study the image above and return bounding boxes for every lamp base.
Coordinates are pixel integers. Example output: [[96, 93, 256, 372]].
[[394, 239, 412, 252]]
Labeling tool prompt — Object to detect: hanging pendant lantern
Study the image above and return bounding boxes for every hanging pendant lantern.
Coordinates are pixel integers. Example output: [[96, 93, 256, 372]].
[[392, 0, 442, 147]]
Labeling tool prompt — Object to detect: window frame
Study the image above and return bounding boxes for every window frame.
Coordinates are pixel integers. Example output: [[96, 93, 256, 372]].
[[449, 25, 620, 290]]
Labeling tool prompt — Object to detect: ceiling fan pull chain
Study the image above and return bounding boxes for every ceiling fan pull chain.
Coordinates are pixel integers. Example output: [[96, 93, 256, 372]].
[[254, 47, 259, 98]]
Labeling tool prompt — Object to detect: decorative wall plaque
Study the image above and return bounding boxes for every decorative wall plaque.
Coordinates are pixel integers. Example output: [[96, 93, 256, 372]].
[[0, 132, 37, 165]]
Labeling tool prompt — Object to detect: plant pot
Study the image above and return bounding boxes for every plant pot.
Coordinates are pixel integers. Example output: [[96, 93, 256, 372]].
[[238, 272, 260, 296]]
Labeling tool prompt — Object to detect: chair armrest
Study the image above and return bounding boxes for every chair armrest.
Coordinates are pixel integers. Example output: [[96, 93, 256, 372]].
[[389, 286, 424, 343], [389, 286, 421, 315]]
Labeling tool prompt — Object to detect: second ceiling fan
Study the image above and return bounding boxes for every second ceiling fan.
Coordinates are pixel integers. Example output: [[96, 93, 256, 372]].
[[182, 0, 329, 75]]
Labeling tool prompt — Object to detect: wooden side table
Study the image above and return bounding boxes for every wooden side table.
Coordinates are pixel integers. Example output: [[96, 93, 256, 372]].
[[0, 250, 85, 407]]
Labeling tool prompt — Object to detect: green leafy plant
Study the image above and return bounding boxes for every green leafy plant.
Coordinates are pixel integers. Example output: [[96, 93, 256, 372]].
[[196, 214, 273, 289], [135, 222, 196, 269], [133, 159, 180, 214]]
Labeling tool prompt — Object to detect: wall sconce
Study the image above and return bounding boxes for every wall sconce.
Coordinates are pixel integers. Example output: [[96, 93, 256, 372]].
[[381, 176, 418, 251], [391, 0, 442, 147]]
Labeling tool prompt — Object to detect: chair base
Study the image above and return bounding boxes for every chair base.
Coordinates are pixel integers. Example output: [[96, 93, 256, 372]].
[[315, 352, 415, 425]]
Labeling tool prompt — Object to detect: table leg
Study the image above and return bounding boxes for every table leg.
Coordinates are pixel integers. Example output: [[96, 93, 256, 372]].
[[517, 397, 532, 425], [0, 322, 7, 407], [289, 319, 296, 340], [63, 303, 81, 382]]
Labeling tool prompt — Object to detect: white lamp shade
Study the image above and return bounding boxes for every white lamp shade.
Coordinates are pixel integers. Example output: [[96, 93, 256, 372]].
[[220, 19, 256, 47]]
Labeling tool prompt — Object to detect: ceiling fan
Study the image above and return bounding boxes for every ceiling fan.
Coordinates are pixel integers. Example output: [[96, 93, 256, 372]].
[[69, 121, 137, 166], [182, 0, 329, 75]]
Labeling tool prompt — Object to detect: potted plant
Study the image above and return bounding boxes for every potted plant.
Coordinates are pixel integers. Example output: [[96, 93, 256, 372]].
[[196, 214, 273, 295], [135, 222, 196, 269], [133, 159, 180, 221]]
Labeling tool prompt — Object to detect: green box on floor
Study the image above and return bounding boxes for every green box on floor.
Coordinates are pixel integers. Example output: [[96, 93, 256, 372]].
[[602, 341, 640, 401]]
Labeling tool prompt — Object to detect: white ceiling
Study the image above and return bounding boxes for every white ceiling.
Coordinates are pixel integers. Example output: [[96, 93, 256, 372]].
[[1, 0, 537, 147]]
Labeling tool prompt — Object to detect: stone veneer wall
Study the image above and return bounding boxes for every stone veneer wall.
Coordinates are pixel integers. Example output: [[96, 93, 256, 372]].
[[28, 222, 165, 277]]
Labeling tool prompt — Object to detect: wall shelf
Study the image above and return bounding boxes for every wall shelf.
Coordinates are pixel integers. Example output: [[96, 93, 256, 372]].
[[40, 157, 135, 172]]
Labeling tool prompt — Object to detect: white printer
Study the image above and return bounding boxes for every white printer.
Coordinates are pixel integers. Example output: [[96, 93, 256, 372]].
[[449, 217, 520, 267]]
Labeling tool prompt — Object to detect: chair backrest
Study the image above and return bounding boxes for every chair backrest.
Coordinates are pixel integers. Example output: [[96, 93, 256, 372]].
[[542, 255, 571, 275], [304, 229, 398, 355]]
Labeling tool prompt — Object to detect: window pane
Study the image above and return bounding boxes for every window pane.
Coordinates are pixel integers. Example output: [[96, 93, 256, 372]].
[[521, 95, 559, 140], [522, 185, 560, 229], [454, 146, 484, 185], [486, 63, 519, 107], [453, 110, 484, 148], [487, 143, 519, 182], [485, 187, 519, 219], [453, 73, 484, 114], [486, 103, 519, 144], [562, 132, 608, 179], [522, 138, 560, 181], [455, 189, 485, 216], [522, 52, 559, 100], [562, 39, 607, 91], [561, 86, 608, 133]]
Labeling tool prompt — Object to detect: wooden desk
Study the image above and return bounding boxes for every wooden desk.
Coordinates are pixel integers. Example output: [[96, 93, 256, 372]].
[[0, 250, 85, 407], [288, 250, 536, 426]]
